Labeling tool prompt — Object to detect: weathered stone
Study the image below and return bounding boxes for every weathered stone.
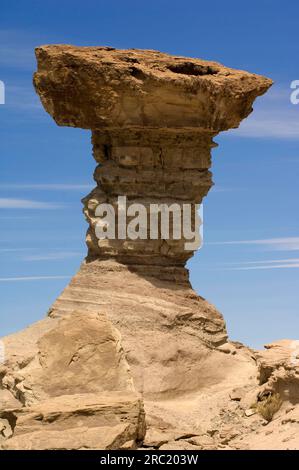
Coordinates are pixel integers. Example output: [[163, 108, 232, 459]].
[[245, 409, 256, 417], [255, 340, 299, 404], [230, 387, 247, 401], [0, 389, 21, 410], [0, 311, 133, 406], [219, 426, 240, 444], [159, 440, 202, 450], [34, 46, 271, 130], [1, 392, 145, 450], [34, 45, 271, 267], [188, 434, 215, 448], [31, 46, 272, 400], [120, 439, 137, 449], [143, 428, 174, 448], [0, 418, 13, 439]]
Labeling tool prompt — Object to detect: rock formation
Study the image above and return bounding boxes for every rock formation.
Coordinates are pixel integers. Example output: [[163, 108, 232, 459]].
[[1, 45, 298, 450], [33, 45, 272, 395]]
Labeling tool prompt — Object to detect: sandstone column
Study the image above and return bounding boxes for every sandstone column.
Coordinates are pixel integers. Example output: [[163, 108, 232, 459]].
[[34, 46, 272, 396]]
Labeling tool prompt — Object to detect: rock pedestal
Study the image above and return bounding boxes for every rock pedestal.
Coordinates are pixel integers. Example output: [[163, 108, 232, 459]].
[[34, 45, 271, 269], [32, 46, 271, 395], [1, 46, 283, 450]]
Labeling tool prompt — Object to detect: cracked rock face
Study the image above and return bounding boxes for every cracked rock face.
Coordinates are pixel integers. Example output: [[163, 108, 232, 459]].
[[3, 46, 294, 450]]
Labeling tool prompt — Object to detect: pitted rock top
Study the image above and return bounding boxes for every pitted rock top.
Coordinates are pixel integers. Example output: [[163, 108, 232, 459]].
[[34, 45, 272, 131]]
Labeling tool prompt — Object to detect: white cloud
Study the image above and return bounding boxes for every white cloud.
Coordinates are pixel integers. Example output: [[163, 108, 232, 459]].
[[0, 276, 70, 282], [232, 111, 299, 139], [227, 263, 299, 270], [218, 257, 299, 271], [0, 216, 33, 220], [0, 248, 32, 253], [0, 198, 65, 209], [234, 258, 299, 265], [21, 251, 83, 261], [0, 183, 93, 191], [0, 45, 35, 69], [211, 186, 240, 193], [5, 85, 42, 111], [209, 237, 299, 251], [0, 30, 36, 70]]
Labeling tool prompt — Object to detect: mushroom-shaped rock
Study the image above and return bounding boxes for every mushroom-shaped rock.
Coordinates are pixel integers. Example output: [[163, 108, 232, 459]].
[[33, 46, 272, 396], [34, 46, 271, 266]]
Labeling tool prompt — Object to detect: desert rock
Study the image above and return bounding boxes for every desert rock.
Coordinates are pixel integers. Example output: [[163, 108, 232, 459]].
[[1, 392, 145, 450], [33, 46, 271, 398]]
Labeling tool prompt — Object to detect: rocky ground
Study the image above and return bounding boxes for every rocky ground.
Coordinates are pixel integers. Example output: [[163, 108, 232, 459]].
[[140, 340, 299, 450]]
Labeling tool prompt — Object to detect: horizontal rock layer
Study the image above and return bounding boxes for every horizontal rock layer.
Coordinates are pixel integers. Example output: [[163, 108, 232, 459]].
[[83, 129, 212, 264], [49, 259, 228, 397]]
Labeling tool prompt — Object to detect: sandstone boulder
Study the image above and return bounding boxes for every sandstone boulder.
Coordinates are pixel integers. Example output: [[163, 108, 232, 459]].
[[1, 392, 145, 450]]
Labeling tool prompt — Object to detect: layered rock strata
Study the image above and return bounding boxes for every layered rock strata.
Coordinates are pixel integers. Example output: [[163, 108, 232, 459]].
[[34, 45, 271, 268]]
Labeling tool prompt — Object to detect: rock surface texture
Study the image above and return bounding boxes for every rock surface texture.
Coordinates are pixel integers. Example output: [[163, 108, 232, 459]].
[[1, 46, 298, 450]]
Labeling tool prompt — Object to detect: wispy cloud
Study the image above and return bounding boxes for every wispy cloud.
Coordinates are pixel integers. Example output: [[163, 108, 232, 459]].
[[0, 248, 32, 253], [0, 30, 36, 70], [0, 216, 34, 220], [5, 85, 42, 111], [233, 111, 299, 139], [0, 45, 35, 70], [234, 258, 299, 265], [211, 186, 241, 193], [0, 198, 65, 209], [0, 29, 42, 113], [0, 275, 71, 282], [0, 183, 93, 191], [226, 262, 299, 271], [209, 237, 299, 251], [21, 251, 83, 261], [222, 257, 299, 270]]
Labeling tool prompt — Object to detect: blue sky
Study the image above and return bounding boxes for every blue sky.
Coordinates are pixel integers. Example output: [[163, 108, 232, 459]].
[[0, 0, 298, 348]]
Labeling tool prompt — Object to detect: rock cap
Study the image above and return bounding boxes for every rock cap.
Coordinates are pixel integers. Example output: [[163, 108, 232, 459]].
[[34, 45, 272, 131]]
